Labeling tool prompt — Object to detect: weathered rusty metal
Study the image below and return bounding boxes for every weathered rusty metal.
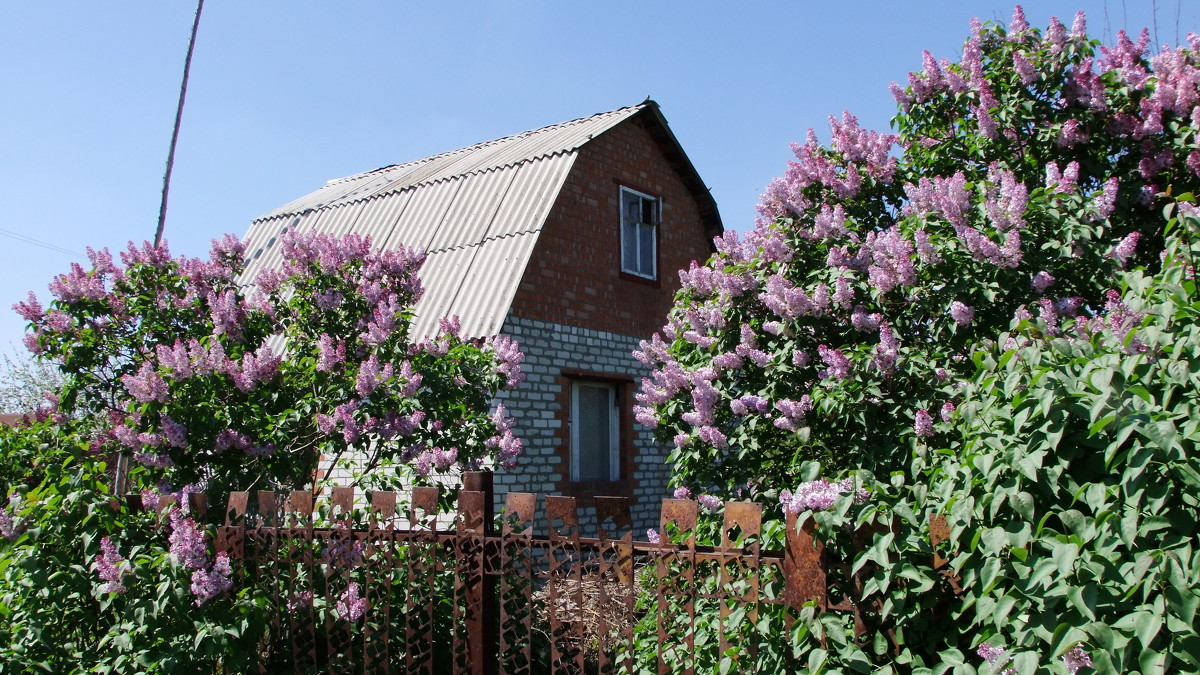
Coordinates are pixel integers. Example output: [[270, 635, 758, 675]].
[[656, 498, 698, 675], [783, 512, 827, 612], [500, 493, 536, 674], [455, 489, 486, 674], [191, 484, 948, 673], [220, 491, 248, 559], [545, 495, 585, 673], [404, 487, 438, 675], [717, 501, 762, 672], [595, 496, 635, 674]]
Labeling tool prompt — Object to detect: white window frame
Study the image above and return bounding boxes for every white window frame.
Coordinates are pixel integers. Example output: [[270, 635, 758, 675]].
[[619, 186, 659, 280], [569, 381, 620, 482]]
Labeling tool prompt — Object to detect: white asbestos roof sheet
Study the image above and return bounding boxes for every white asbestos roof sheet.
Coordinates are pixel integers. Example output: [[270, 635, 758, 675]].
[[241, 129, 584, 340]]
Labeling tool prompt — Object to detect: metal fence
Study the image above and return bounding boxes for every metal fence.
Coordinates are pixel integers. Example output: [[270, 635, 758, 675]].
[[151, 473, 933, 674]]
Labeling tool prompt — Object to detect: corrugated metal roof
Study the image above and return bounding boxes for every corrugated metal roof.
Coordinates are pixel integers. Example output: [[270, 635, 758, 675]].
[[240, 104, 621, 339]]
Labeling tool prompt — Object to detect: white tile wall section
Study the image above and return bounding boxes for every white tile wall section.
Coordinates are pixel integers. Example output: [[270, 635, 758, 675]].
[[492, 314, 670, 534]]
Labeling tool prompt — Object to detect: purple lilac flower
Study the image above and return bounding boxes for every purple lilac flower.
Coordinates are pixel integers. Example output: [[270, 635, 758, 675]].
[[1058, 119, 1087, 146], [1009, 5, 1028, 33], [950, 301, 975, 327], [168, 509, 208, 570], [208, 289, 244, 341], [646, 529, 662, 545], [47, 263, 107, 303], [95, 537, 129, 594], [161, 415, 188, 449], [873, 322, 900, 375], [781, 477, 869, 514], [818, 345, 851, 380], [976, 644, 1016, 675], [122, 362, 169, 404], [355, 354, 394, 397], [832, 276, 854, 309], [322, 534, 366, 569], [1111, 232, 1140, 267], [0, 495, 22, 540], [486, 335, 526, 388], [156, 341, 193, 379], [985, 165, 1028, 232], [673, 486, 692, 500], [190, 553, 233, 606], [237, 345, 281, 391], [940, 402, 956, 423], [1070, 10, 1087, 38], [336, 582, 369, 621], [133, 452, 173, 468], [313, 289, 342, 311], [316, 334, 346, 372], [914, 409, 935, 437], [730, 394, 769, 417], [1013, 52, 1035, 84], [1094, 178, 1119, 218], [851, 306, 881, 332], [697, 426, 728, 447], [13, 292, 43, 321], [1062, 644, 1092, 674], [1031, 271, 1055, 294], [697, 495, 722, 511], [774, 396, 814, 432], [286, 590, 313, 613]]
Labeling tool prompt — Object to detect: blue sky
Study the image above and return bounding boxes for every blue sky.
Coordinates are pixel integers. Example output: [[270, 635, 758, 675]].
[[1, 1, 1195, 352]]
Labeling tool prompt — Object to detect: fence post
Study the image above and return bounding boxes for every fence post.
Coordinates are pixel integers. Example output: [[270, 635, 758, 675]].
[[462, 471, 497, 675], [783, 512, 827, 612]]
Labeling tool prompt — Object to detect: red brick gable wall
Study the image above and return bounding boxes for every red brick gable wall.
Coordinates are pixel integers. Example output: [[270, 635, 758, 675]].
[[509, 115, 713, 337]]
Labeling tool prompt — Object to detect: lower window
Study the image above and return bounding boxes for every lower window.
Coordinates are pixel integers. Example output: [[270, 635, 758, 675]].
[[570, 381, 619, 482]]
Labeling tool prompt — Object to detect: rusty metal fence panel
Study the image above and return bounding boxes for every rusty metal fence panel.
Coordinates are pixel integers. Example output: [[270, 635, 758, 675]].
[[174, 473, 902, 674]]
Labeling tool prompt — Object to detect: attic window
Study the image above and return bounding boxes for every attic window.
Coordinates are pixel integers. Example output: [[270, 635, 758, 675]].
[[619, 186, 659, 280]]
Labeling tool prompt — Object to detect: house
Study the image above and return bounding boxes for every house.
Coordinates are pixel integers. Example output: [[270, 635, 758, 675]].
[[239, 101, 722, 532]]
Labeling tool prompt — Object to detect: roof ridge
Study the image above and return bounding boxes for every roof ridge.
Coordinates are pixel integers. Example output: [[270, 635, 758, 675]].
[[324, 104, 644, 189]]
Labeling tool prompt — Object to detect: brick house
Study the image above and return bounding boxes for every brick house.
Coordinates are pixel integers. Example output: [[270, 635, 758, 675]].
[[239, 101, 722, 531]]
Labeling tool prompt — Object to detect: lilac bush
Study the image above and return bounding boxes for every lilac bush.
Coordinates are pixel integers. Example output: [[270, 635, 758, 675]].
[[13, 230, 525, 499], [1, 230, 528, 669], [635, 7, 1200, 673], [636, 6, 1200, 499]]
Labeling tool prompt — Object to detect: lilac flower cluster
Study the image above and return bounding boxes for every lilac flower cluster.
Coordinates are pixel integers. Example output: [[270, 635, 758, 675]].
[[336, 582, 369, 621], [323, 529, 365, 569], [168, 509, 209, 570], [286, 590, 314, 613], [914, 409, 935, 437], [1110, 232, 1140, 267], [190, 553, 233, 606], [95, 537, 129, 594], [950, 301, 975, 327], [1062, 644, 1092, 674], [486, 404, 524, 470], [773, 396, 813, 432], [975, 644, 1016, 675], [780, 478, 870, 514], [0, 494, 23, 540], [486, 335, 526, 389]]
